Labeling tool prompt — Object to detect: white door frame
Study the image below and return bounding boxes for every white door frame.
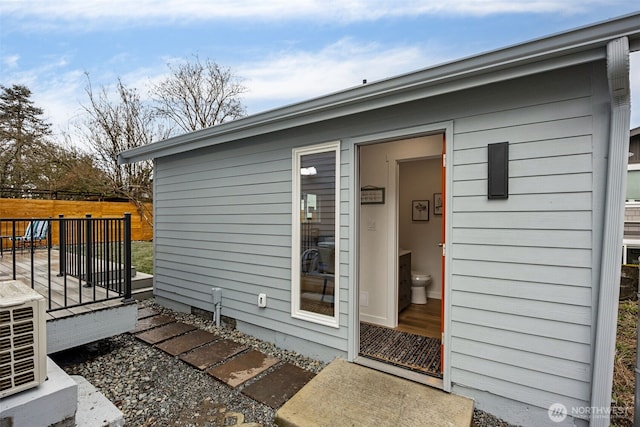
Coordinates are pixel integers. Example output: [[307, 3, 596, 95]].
[[347, 121, 454, 392]]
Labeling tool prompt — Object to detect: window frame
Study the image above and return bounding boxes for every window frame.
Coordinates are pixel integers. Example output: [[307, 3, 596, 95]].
[[291, 141, 340, 328], [627, 163, 640, 204]]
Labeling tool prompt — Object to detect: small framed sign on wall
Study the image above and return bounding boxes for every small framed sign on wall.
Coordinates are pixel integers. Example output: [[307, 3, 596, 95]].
[[361, 186, 385, 204]]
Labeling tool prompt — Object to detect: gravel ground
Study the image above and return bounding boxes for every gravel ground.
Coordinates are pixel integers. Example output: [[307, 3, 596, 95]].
[[51, 298, 516, 426]]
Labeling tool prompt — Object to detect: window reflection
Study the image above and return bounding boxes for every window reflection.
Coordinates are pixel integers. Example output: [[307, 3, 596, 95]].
[[299, 151, 336, 316]]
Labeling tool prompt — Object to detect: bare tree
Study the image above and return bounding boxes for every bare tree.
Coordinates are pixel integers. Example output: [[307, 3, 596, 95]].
[[40, 139, 111, 196], [151, 56, 247, 133], [76, 74, 169, 225]]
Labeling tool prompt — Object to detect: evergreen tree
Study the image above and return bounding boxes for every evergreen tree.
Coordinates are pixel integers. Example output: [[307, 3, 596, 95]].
[[0, 84, 52, 196]]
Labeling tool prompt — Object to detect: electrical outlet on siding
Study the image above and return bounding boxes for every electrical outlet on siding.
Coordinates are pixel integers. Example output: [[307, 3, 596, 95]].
[[258, 293, 267, 308]]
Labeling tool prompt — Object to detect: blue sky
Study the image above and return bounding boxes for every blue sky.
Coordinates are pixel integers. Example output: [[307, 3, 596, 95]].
[[1, 1, 638, 143]]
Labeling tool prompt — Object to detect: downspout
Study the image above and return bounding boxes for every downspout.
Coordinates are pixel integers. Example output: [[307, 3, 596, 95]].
[[591, 36, 630, 427]]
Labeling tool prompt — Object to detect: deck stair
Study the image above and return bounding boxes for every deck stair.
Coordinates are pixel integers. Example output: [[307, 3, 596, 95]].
[[131, 271, 153, 300]]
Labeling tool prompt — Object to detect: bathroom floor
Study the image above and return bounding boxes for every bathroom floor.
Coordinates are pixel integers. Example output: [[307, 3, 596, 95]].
[[397, 299, 441, 338]]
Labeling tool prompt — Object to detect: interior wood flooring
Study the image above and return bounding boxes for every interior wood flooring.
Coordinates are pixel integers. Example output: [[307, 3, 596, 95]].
[[396, 299, 441, 339]]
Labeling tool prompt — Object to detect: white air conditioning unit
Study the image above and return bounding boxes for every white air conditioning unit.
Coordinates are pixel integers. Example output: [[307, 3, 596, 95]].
[[0, 280, 47, 398]]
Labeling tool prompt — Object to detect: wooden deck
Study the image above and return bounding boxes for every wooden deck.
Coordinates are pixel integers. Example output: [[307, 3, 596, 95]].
[[0, 249, 128, 322]]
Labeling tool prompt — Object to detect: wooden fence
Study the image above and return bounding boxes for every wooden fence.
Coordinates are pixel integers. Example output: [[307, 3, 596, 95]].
[[0, 198, 153, 241]]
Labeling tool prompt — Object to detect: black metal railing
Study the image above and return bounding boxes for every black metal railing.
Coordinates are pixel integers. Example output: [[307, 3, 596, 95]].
[[0, 214, 132, 312]]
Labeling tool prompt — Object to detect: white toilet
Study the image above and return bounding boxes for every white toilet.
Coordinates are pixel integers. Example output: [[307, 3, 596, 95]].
[[410, 271, 431, 304]]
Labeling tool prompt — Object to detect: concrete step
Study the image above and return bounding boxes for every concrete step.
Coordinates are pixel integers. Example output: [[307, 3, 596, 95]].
[[132, 272, 152, 290], [72, 375, 124, 427], [132, 286, 153, 301], [1, 359, 124, 427], [275, 358, 474, 427], [0, 358, 77, 426]]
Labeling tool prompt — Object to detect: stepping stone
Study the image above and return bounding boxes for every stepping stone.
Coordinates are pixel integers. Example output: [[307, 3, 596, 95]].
[[242, 363, 315, 408], [130, 314, 175, 334], [179, 339, 248, 370], [135, 322, 197, 345], [208, 350, 280, 388], [156, 329, 219, 356], [137, 307, 158, 319]]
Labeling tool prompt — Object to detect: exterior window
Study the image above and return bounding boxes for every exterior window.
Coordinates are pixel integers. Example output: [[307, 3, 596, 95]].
[[627, 132, 640, 202], [623, 245, 640, 265], [291, 142, 340, 327], [627, 166, 640, 202]]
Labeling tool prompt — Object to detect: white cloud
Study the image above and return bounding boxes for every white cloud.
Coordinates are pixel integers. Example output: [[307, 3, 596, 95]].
[[238, 38, 451, 113], [35, 71, 87, 133], [2, 54, 20, 68], [1, 54, 90, 138], [0, 0, 621, 29]]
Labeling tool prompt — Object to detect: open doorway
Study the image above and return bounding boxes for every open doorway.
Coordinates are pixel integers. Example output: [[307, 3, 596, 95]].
[[357, 134, 444, 381]]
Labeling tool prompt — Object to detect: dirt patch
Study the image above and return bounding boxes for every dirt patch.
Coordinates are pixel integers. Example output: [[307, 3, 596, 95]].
[[613, 300, 638, 426]]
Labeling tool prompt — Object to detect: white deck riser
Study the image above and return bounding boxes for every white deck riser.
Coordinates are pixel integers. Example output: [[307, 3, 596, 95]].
[[47, 303, 137, 354]]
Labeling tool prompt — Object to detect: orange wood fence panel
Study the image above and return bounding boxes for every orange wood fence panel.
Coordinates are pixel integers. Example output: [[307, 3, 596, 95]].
[[0, 199, 153, 242]]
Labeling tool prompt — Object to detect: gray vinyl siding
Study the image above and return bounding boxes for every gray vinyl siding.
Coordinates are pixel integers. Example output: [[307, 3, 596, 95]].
[[448, 64, 607, 410], [153, 137, 350, 352]]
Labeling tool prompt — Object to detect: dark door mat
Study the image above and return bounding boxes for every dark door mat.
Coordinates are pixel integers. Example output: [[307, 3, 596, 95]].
[[135, 322, 197, 345], [179, 339, 248, 370], [130, 314, 175, 334], [155, 329, 219, 356], [242, 363, 315, 408], [359, 322, 442, 378], [137, 307, 158, 319], [208, 350, 280, 388]]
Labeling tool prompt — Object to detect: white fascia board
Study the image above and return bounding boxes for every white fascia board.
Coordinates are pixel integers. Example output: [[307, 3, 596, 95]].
[[118, 12, 640, 165]]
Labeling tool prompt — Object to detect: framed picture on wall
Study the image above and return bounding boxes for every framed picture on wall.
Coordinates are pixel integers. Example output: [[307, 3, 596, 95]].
[[434, 193, 443, 215], [412, 200, 429, 221]]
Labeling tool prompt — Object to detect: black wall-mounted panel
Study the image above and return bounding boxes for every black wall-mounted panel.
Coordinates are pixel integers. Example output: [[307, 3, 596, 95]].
[[488, 142, 509, 199]]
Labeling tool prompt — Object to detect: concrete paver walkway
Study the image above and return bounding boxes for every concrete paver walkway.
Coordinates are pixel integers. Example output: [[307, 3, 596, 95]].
[[130, 314, 174, 333], [136, 321, 196, 344], [179, 339, 249, 370], [209, 350, 280, 387], [130, 308, 316, 412], [155, 329, 218, 355], [243, 363, 316, 409], [130, 307, 474, 426]]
